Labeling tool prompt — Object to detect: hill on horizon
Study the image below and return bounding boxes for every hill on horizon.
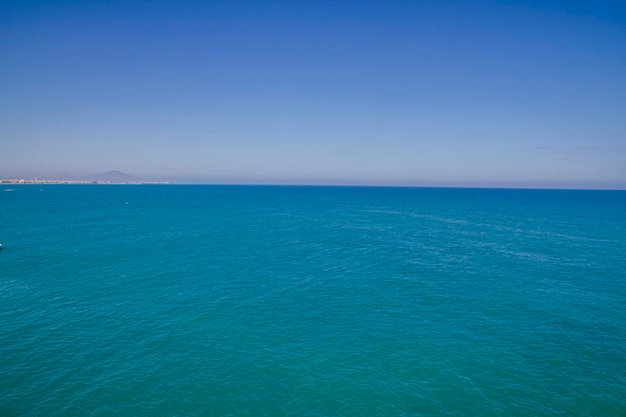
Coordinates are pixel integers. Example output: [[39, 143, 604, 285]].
[[92, 170, 135, 182]]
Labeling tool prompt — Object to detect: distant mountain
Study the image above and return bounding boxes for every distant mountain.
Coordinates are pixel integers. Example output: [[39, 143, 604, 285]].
[[93, 170, 135, 182]]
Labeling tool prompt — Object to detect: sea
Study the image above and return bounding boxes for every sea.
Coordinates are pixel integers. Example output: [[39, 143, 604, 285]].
[[1, 185, 625, 416]]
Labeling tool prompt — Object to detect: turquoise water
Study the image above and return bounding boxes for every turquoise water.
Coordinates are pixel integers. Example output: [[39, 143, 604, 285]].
[[1, 185, 625, 416]]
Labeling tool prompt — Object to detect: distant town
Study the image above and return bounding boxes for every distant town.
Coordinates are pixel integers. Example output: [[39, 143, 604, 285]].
[[1, 171, 169, 185], [1, 179, 168, 185]]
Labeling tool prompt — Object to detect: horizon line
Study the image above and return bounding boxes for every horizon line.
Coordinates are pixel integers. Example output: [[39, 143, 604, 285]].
[[2, 180, 625, 191]]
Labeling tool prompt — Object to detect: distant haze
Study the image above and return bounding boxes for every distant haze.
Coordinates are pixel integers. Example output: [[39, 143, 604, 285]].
[[1, 1, 625, 189]]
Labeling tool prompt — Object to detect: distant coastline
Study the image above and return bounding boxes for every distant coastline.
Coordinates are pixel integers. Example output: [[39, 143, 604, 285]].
[[1, 179, 168, 185], [1, 170, 168, 184]]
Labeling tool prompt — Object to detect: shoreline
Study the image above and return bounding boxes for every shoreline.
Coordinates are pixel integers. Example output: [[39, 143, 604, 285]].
[[1, 179, 169, 185]]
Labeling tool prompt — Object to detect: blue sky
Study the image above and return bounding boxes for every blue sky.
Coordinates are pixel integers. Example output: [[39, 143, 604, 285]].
[[1, 0, 625, 187]]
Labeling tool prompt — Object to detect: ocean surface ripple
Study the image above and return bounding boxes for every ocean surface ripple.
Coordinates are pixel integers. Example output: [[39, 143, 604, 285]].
[[1, 186, 625, 416]]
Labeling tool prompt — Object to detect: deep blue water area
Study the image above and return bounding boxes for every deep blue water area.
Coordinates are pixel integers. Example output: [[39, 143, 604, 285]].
[[1, 185, 625, 416]]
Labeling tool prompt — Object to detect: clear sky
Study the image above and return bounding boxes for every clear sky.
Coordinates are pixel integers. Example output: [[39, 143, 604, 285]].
[[1, 0, 625, 188]]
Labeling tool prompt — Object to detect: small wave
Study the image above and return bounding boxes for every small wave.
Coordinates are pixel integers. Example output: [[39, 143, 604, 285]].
[[497, 249, 552, 263]]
